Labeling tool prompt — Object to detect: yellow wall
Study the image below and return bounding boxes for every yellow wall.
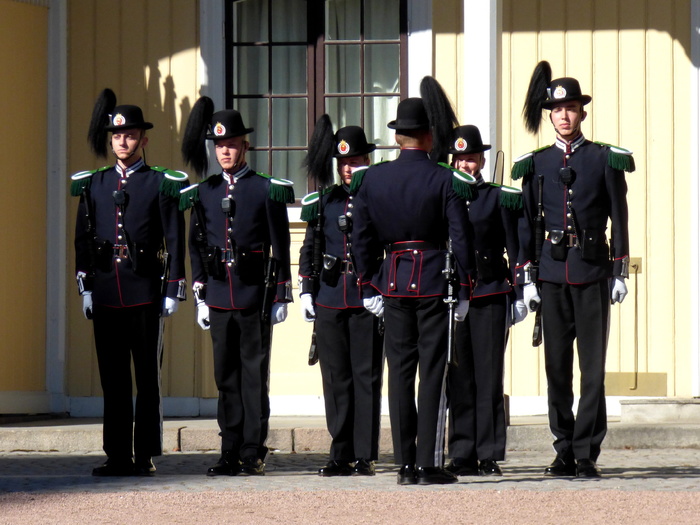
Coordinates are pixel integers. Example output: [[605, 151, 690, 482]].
[[0, 0, 48, 393]]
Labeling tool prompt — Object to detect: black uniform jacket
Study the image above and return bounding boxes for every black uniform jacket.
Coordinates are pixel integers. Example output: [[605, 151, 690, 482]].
[[514, 138, 631, 285], [298, 184, 369, 309], [352, 149, 474, 300], [73, 161, 187, 307], [186, 166, 292, 310], [469, 181, 521, 299]]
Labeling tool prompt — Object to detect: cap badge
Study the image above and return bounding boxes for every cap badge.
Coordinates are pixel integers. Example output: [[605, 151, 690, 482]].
[[214, 122, 226, 137], [112, 113, 126, 127], [553, 85, 567, 100], [338, 140, 350, 155], [455, 137, 467, 152]]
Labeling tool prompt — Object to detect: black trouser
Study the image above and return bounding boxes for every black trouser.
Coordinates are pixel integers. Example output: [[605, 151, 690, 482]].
[[541, 280, 609, 461], [208, 307, 272, 460], [316, 306, 384, 462], [448, 293, 509, 462], [383, 296, 449, 468], [92, 303, 163, 460]]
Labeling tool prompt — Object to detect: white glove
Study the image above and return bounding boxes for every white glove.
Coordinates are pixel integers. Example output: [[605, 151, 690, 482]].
[[611, 276, 628, 304], [299, 293, 316, 322], [82, 292, 93, 320], [513, 299, 528, 324], [523, 283, 541, 312], [363, 295, 384, 317], [162, 297, 178, 317], [454, 299, 470, 322], [196, 302, 210, 330], [271, 302, 288, 325]]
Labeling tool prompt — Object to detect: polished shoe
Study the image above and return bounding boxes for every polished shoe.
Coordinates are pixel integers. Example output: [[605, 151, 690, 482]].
[[576, 458, 602, 478], [239, 455, 265, 475], [207, 451, 239, 476], [543, 456, 577, 477], [397, 464, 417, 485], [445, 457, 479, 476], [478, 459, 502, 476], [417, 467, 458, 485], [92, 458, 134, 477], [134, 456, 156, 477], [318, 460, 353, 477], [352, 459, 375, 476]]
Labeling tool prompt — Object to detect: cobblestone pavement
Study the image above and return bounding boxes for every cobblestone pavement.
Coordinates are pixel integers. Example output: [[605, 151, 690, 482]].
[[0, 448, 698, 494]]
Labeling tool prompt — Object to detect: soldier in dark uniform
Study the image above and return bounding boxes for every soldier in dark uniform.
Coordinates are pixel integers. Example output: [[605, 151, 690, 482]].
[[72, 89, 188, 477], [352, 79, 476, 485], [513, 62, 633, 478], [445, 125, 527, 478], [298, 122, 385, 477], [181, 97, 294, 477]]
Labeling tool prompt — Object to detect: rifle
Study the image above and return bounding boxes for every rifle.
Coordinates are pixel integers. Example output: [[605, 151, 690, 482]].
[[307, 197, 324, 366], [160, 251, 171, 308], [531, 174, 545, 347], [261, 254, 279, 323], [79, 186, 98, 292], [442, 239, 459, 366]]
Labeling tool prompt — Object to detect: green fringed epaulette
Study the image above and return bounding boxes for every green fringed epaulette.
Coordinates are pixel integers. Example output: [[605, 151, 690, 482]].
[[349, 167, 369, 194], [438, 163, 478, 200], [152, 166, 190, 198], [498, 184, 523, 210], [594, 142, 636, 173], [255, 173, 295, 203], [69, 166, 110, 196], [178, 183, 200, 212], [511, 146, 549, 180], [300, 187, 335, 222]]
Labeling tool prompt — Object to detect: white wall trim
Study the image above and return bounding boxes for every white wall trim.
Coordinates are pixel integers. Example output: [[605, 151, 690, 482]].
[[690, 1, 700, 397], [407, 0, 433, 95], [46, 0, 69, 413]]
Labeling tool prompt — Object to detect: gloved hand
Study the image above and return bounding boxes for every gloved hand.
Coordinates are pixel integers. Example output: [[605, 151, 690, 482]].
[[363, 295, 384, 317], [196, 301, 210, 330], [82, 292, 93, 320], [162, 297, 179, 317], [271, 302, 288, 325], [300, 293, 316, 322], [454, 299, 470, 322], [513, 299, 528, 324], [611, 276, 628, 304], [523, 283, 541, 312]]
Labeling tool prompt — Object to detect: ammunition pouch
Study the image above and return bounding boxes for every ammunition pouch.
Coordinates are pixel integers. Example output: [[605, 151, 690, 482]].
[[200, 245, 225, 281], [234, 248, 265, 282], [130, 242, 161, 277], [321, 253, 341, 287], [475, 249, 506, 283], [579, 228, 609, 263], [548, 230, 568, 261]]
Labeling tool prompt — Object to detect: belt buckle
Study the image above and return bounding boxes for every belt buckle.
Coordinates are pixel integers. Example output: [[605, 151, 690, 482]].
[[567, 234, 577, 248], [113, 244, 128, 258], [342, 260, 353, 274]]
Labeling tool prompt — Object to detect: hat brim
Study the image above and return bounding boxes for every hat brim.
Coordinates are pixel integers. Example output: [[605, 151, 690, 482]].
[[542, 95, 591, 110], [387, 120, 429, 130], [105, 122, 154, 132], [206, 127, 255, 140]]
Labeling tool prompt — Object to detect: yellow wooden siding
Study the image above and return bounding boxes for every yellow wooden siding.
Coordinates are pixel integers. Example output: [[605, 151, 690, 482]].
[[501, 0, 691, 398], [0, 0, 48, 392]]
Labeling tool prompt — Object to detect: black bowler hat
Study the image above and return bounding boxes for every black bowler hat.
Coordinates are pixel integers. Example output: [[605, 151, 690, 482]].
[[541, 77, 592, 109], [387, 98, 430, 130], [334, 126, 376, 157], [449, 125, 491, 155], [104, 104, 154, 131], [206, 109, 254, 140]]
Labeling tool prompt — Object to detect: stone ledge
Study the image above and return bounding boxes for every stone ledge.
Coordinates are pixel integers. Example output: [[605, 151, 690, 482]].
[[620, 398, 700, 424]]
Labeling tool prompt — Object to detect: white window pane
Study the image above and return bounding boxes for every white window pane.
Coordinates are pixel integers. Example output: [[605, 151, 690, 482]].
[[364, 44, 400, 93], [273, 150, 307, 188], [272, 98, 307, 147], [326, 44, 361, 94], [272, 0, 307, 41], [235, 98, 269, 148], [365, 0, 400, 40], [233, 0, 269, 42], [364, 95, 399, 149], [326, 0, 361, 41], [325, 97, 361, 129], [233, 47, 269, 95], [272, 46, 307, 94]]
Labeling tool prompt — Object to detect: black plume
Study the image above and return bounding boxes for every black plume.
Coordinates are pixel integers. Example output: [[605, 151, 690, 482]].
[[523, 61, 552, 134], [182, 96, 215, 178], [419, 76, 459, 163], [88, 88, 117, 158], [303, 114, 335, 189]]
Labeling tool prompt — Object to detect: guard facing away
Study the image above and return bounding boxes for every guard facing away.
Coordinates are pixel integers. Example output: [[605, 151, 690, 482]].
[[298, 119, 385, 477], [446, 125, 527, 478], [181, 97, 294, 477], [351, 77, 477, 486], [72, 89, 188, 477], [513, 61, 633, 478]]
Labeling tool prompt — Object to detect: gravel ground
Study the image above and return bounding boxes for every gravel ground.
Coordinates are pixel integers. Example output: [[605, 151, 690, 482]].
[[0, 449, 698, 524]]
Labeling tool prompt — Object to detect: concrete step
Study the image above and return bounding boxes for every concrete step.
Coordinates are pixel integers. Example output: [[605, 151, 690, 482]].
[[621, 398, 700, 423], [1, 416, 699, 454]]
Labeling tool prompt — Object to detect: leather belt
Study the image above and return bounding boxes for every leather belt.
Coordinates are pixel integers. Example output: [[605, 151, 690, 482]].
[[546, 232, 578, 248], [387, 240, 445, 253]]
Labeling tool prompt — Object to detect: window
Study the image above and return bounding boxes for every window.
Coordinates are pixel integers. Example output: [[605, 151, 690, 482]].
[[226, 0, 407, 192]]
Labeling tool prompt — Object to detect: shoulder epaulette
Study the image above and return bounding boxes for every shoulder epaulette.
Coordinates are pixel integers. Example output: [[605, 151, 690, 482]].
[[69, 166, 110, 196], [594, 142, 636, 173], [438, 163, 478, 201], [498, 184, 523, 210], [300, 187, 336, 222], [178, 183, 200, 211], [511, 146, 549, 181], [255, 172, 295, 203], [151, 166, 190, 199], [348, 167, 369, 194]]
